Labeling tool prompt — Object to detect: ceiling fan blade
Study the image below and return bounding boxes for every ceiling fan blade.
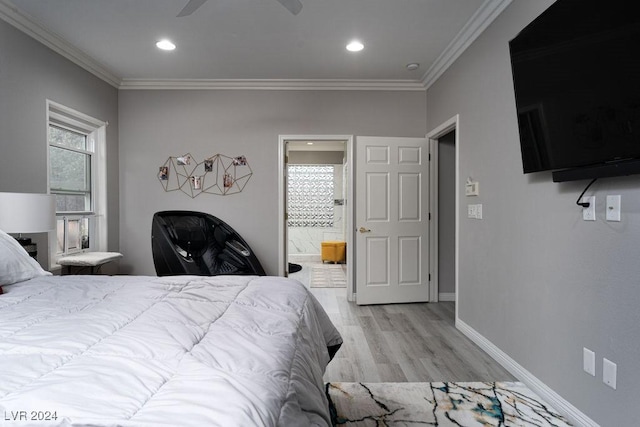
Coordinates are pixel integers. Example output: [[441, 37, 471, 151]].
[[275, 0, 302, 15], [177, 0, 208, 17]]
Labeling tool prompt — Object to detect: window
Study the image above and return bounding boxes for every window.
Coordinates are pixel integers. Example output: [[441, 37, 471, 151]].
[[47, 101, 107, 258], [287, 165, 334, 227]]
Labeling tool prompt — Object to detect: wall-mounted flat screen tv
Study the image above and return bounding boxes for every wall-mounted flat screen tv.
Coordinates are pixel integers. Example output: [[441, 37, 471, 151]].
[[509, 0, 640, 182]]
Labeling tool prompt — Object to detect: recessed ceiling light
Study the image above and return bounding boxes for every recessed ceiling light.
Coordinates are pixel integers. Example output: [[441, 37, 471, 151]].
[[156, 39, 176, 51], [307, 142, 314, 145], [346, 40, 364, 52]]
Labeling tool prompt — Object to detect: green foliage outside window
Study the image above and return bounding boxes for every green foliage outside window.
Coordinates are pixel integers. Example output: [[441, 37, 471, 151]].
[[49, 126, 91, 213]]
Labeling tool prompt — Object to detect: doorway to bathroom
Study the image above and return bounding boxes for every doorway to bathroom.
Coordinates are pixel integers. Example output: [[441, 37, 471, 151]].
[[278, 136, 352, 297]]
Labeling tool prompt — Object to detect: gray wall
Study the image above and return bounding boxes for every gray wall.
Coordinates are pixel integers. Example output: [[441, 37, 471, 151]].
[[0, 19, 120, 266], [118, 90, 426, 275], [438, 131, 455, 296], [427, 1, 639, 425]]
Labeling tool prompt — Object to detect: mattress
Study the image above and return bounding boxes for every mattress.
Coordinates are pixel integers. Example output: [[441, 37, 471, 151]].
[[0, 274, 342, 426]]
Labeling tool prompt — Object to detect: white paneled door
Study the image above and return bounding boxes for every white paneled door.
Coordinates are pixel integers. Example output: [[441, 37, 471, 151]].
[[355, 136, 429, 305]]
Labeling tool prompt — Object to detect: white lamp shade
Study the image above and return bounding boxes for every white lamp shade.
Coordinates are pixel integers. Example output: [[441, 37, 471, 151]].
[[0, 192, 56, 233]]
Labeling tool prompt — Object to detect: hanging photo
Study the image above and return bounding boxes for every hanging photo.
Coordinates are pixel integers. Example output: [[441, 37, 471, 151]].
[[177, 155, 192, 166], [223, 173, 233, 188], [190, 175, 202, 190], [204, 159, 213, 172], [159, 166, 169, 180], [233, 156, 247, 166]]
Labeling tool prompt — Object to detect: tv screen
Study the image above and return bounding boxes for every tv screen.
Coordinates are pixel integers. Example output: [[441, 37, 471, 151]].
[[509, 0, 640, 176]]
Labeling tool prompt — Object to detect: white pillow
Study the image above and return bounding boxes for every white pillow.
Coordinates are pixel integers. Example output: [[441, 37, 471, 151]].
[[0, 228, 52, 286]]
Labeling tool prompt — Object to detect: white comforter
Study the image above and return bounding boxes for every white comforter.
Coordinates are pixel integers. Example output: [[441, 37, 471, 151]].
[[0, 275, 342, 426]]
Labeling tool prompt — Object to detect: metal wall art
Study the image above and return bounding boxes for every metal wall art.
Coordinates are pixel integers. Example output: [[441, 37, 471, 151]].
[[158, 153, 252, 198]]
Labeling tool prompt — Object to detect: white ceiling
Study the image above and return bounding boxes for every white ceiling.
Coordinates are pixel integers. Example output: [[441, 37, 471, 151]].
[[1, 0, 511, 89]]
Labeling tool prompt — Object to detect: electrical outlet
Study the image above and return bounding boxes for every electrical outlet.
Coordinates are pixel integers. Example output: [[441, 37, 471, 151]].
[[583, 348, 595, 376], [606, 195, 621, 222], [582, 196, 596, 221]]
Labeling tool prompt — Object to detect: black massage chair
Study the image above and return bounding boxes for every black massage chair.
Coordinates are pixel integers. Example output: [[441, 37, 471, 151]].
[[151, 211, 266, 277]]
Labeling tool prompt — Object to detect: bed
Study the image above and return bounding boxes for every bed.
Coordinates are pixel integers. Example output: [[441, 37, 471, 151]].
[[0, 230, 342, 426]]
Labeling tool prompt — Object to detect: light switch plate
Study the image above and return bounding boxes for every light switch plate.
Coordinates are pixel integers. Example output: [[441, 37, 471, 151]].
[[606, 195, 621, 222], [603, 358, 617, 389], [583, 348, 596, 376]]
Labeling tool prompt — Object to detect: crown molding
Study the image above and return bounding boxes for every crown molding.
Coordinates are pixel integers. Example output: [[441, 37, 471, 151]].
[[421, 0, 513, 89], [119, 78, 427, 91], [0, 0, 121, 88]]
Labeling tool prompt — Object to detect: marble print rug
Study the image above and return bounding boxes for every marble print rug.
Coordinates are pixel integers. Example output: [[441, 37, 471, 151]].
[[311, 264, 347, 288], [326, 382, 573, 426]]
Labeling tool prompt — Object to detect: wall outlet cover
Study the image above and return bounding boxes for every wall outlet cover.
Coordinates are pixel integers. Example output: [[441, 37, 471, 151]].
[[606, 195, 621, 222], [582, 196, 596, 221]]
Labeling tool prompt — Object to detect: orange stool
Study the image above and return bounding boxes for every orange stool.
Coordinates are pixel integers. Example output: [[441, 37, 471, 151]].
[[321, 241, 346, 263]]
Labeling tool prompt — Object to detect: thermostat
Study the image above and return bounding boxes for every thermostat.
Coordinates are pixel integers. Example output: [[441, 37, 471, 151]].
[[465, 181, 479, 196]]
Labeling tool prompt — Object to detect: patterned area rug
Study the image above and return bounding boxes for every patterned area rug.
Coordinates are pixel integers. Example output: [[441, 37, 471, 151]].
[[311, 264, 347, 288], [326, 382, 572, 426]]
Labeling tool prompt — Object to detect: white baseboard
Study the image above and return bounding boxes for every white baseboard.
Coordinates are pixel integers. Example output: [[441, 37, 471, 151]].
[[438, 292, 455, 302], [456, 318, 599, 427]]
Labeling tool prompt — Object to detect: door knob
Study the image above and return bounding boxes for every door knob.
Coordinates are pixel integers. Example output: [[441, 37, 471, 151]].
[[359, 227, 371, 233]]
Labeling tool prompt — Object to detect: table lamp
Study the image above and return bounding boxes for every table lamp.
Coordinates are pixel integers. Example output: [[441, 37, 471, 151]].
[[0, 192, 56, 258]]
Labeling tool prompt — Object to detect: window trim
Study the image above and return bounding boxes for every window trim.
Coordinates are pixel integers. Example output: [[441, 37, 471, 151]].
[[46, 100, 108, 266]]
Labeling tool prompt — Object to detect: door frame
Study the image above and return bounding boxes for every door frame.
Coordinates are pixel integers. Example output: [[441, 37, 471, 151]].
[[427, 115, 459, 311], [277, 135, 355, 301]]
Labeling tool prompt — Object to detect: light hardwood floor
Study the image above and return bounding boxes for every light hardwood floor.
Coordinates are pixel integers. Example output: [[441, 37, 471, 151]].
[[309, 286, 515, 383]]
